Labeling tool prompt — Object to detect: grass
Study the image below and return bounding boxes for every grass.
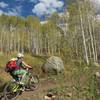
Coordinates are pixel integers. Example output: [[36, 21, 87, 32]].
[[0, 53, 100, 99], [0, 53, 44, 68], [43, 60, 100, 100]]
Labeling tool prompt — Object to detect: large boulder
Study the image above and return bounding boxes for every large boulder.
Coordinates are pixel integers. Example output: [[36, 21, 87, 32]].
[[42, 56, 64, 74]]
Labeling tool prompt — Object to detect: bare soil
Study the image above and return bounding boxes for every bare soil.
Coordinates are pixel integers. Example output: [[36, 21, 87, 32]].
[[17, 78, 59, 100]]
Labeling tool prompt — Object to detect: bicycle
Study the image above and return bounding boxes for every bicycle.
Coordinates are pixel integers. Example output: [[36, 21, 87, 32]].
[[3, 68, 39, 100]]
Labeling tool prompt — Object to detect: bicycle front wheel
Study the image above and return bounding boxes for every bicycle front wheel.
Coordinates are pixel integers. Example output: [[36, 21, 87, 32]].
[[3, 81, 21, 100], [29, 75, 39, 91]]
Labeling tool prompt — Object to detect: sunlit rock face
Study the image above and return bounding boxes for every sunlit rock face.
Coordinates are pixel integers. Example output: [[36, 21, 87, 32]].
[[41, 56, 64, 75]]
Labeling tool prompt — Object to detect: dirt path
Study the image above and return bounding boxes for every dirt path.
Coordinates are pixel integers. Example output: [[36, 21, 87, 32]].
[[17, 78, 58, 100]]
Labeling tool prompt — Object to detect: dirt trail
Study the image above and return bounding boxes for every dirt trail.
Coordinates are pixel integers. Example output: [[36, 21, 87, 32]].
[[17, 78, 58, 100]]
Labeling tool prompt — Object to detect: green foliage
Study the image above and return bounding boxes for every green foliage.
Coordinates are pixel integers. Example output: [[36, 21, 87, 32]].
[[24, 53, 43, 67], [47, 86, 69, 100], [48, 86, 68, 95], [0, 53, 43, 69], [48, 12, 59, 24]]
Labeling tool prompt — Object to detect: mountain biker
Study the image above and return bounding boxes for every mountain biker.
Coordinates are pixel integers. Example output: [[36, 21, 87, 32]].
[[7, 53, 32, 85]]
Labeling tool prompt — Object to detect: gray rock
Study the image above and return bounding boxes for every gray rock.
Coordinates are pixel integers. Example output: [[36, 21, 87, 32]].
[[42, 56, 64, 74]]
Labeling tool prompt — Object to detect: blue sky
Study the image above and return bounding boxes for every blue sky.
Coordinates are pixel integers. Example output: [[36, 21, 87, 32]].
[[0, 0, 65, 20]]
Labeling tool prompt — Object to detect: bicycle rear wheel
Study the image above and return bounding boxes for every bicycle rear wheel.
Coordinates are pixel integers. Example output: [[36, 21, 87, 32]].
[[3, 81, 21, 100]]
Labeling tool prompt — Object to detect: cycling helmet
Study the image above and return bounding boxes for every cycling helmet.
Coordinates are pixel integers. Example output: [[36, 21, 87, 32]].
[[17, 53, 24, 58]]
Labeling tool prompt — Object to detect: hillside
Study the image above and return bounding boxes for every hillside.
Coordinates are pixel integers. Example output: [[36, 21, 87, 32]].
[[0, 53, 100, 100]]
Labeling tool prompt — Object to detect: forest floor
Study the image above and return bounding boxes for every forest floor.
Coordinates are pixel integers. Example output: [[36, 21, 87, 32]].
[[1, 66, 100, 100], [17, 78, 60, 100], [0, 75, 70, 100], [0, 54, 100, 100]]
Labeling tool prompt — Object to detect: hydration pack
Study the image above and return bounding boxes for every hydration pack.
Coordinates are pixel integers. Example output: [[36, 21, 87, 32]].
[[5, 58, 19, 72]]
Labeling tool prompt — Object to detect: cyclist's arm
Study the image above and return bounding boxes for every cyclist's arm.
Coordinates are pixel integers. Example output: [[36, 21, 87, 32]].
[[22, 61, 32, 68]]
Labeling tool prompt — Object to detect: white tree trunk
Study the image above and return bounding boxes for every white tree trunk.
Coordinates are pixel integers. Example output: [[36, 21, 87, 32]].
[[78, 1, 89, 64]]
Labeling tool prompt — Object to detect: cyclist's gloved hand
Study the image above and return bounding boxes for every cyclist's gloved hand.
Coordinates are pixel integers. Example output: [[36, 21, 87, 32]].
[[29, 67, 33, 69]]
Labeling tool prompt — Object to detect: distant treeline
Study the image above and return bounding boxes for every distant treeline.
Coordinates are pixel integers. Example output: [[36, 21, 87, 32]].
[[0, 0, 100, 65], [0, 14, 63, 56]]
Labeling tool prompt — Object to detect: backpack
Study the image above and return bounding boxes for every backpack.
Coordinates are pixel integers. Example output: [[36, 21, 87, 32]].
[[5, 58, 19, 72]]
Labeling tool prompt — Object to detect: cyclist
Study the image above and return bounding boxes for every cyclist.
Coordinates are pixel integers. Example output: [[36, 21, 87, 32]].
[[6, 53, 32, 85]]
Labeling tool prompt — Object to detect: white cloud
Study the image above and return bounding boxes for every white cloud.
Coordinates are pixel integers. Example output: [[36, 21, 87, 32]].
[[32, 3, 47, 16], [0, 10, 4, 15], [39, 0, 64, 8], [0, 4, 22, 16], [52, 1, 64, 8], [5, 9, 19, 16], [32, 0, 64, 17], [5, 6, 22, 16], [0, 2, 8, 8], [15, 6, 22, 15], [47, 8, 57, 15]]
